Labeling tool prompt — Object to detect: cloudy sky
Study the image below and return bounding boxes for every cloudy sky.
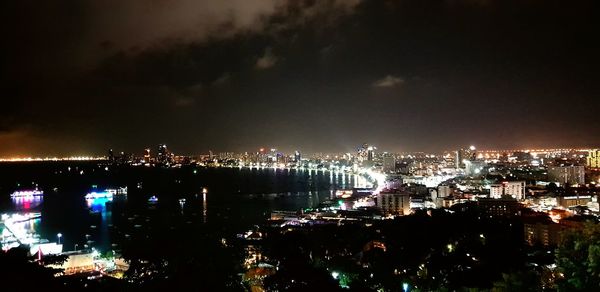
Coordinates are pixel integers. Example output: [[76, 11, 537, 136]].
[[1, 0, 598, 156]]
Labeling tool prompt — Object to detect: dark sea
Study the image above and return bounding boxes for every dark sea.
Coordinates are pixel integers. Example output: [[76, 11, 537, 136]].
[[0, 162, 372, 253]]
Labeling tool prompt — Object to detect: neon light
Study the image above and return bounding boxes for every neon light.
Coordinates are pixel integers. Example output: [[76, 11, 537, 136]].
[[85, 191, 113, 200], [10, 190, 43, 198], [86, 197, 112, 213]]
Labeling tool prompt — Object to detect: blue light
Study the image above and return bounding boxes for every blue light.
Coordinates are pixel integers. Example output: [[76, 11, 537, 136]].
[[86, 197, 112, 213], [85, 191, 113, 200]]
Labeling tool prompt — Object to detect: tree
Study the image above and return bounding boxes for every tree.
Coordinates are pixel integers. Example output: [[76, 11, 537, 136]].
[[0, 246, 62, 290], [492, 270, 541, 292], [555, 221, 600, 291]]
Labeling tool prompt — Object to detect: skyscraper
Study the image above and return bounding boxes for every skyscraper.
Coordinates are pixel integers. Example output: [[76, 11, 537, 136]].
[[144, 148, 151, 163], [157, 144, 170, 165], [294, 151, 301, 163], [455, 146, 476, 169], [357, 143, 369, 162], [367, 146, 375, 162]]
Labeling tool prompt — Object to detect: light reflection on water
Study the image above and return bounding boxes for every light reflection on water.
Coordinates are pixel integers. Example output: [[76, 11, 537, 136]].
[[11, 195, 43, 211], [1, 168, 375, 253]]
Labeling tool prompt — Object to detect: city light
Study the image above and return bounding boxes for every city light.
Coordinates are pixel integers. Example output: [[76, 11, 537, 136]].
[[2, 1, 598, 289]]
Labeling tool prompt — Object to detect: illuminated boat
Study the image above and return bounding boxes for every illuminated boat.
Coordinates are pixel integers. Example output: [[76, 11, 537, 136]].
[[85, 191, 113, 200], [10, 189, 43, 198], [105, 187, 128, 195], [148, 196, 158, 203]]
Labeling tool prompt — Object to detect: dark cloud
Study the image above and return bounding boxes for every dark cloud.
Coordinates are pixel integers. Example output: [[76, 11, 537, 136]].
[[1, 0, 599, 156], [373, 75, 405, 88], [255, 48, 278, 69]]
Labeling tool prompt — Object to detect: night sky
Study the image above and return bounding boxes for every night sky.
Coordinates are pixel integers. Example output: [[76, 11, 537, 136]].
[[1, 0, 599, 156]]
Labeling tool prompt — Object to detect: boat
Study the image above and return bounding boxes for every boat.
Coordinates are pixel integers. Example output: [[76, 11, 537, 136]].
[[148, 196, 158, 203], [11, 189, 43, 198], [106, 187, 128, 195], [85, 191, 113, 200]]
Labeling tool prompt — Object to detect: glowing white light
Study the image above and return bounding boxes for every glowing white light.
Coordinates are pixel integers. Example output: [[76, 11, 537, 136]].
[[85, 191, 113, 200], [11, 190, 43, 198], [331, 271, 339, 279]]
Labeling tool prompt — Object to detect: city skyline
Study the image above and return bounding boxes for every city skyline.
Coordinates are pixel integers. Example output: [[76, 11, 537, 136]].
[[2, 1, 599, 156], [3, 1, 600, 290], [1, 144, 597, 162]]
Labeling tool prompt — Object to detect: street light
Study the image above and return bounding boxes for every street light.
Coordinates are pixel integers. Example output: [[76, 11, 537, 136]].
[[331, 271, 339, 280], [57, 233, 62, 245]]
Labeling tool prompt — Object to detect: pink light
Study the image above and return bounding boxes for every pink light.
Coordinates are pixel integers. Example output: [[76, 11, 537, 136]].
[[11, 190, 43, 198]]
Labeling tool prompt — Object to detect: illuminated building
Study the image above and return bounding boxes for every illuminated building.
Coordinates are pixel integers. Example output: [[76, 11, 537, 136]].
[[376, 191, 410, 216], [157, 144, 174, 165], [477, 197, 521, 217], [357, 143, 375, 163], [455, 146, 476, 169], [557, 195, 592, 208], [158, 144, 167, 162], [464, 160, 487, 176], [547, 165, 585, 186], [524, 221, 562, 246], [269, 148, 278, 162], [57, 253, 95, 275], [437, 185, 452, 198], [144, 148, 151, 163], [587, 149, 600, 169], [294, 151, 301, 162], [384, 177, 403, 189], [489, 181, 525, 200]]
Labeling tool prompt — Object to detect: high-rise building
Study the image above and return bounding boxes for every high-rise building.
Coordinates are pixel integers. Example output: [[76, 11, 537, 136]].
[[455, 146, 476, 169], [489, 181, 525, 200], [588, 149, 600, 169], [377, 191, 410, 216], [157, 144, 171, 164], [524, 221, 563, 246], [294, 151, 302, 163], [548, 166, 585, 186], [144, 148, 151, 163], [464, 160, 487, 176], [357, 143, 375, 162]]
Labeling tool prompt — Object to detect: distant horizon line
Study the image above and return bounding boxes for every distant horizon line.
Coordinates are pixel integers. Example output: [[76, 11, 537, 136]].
[[0, 146, 598, 161]]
